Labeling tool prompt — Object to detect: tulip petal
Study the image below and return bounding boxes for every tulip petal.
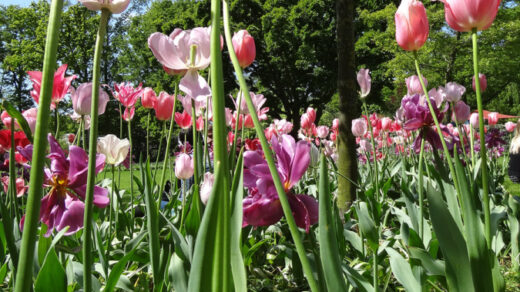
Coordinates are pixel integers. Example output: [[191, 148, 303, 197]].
[[288, 140, 311, 189], [179, 70, 211, 102], [148, 32, 188, 70]]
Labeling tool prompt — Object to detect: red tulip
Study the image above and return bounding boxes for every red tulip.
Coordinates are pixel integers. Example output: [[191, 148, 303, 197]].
[[440, 0, 500, 32], [142, 87, 157, 109], [154, 91, 175, 121], [175, 111, 192, 129], [232, 30, 256, 68], [395, 0, 429, 51], [27, 64, 77, 108]]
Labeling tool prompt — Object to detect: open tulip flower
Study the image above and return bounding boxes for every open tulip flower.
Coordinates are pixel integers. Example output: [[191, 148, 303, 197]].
[[27, 64, 77, 109], [97, 134, 130, 166], [114, 82, 143, 121], [71, 82, 110, 116], [175, 111, 193, 129], [22, 134, 109, 236], [243, 134, 318, 232], [440, 0, 500, 32], [79, 0, 131, 14], [148, 27, 212, 102]]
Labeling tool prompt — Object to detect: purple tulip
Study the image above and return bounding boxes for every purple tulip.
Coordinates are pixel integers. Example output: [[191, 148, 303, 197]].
[[243, 135, 318, 232], [451, 101, 470, 123], [443, 82, 466, 103], [71, 82, 110, 116], [21, 134, 109, 237]]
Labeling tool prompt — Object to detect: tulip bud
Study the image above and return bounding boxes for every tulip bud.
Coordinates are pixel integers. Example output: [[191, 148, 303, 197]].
[[154, 91, 175, 121], [488, 112, 499, 126], [381, 117, 393, 131], [470, 113, 479, 128], [440, 0, 500, 32], [405, 75, 427, 95], [142, 87, 157, 109], [1, 111, 12, 129], [472, 73, 487, 92], [451, 101, 470, 123], [309, 143, 320, 168], [175, 153, 194, 180], [505, 121, 516, 133], [351, 118, 367, 137], [316, 126, 329, 139], [357, 69, 371, 98], [79, 0, 131, 14], [395, 0, 429, 51], [200, 172, 215, 205], [332, 118, 339, 130], [22, 108, 38, 134], [232, 30, 256, 68]]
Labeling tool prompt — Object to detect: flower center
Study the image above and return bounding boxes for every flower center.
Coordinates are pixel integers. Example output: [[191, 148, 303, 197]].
[[50, 175, 69, 199]]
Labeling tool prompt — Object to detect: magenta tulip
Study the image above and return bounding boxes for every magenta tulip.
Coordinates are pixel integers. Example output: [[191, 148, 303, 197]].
[[27, 64, 77, 108], [395, 0, 429, 51], [440, 0, 500, 32], [232, 30, 256, 68]]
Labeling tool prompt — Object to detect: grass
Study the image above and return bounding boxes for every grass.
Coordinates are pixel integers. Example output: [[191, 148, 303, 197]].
[[504, 176, 520, 197], [98, 163, 174, 194]]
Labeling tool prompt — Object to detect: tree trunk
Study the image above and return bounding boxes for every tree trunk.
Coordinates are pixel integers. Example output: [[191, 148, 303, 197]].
[[336, 0, 359, 212]]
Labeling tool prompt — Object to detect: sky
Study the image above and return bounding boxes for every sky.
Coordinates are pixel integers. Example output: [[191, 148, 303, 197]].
[[3, 0, 35, 7]]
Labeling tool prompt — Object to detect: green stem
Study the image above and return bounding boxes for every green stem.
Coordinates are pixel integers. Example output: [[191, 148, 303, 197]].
[[82, 9, 110, 292], [413, 51, 460, 199], [362, 101, 379, 202], [418, 136, 425, 238], [158, 86, 178, 203], [14, 0, 64, 290], [470, 126, 476, 170], [222, 1, 318, 291], [9, 122, 19, 222], [106, 164, 115, 279], [128, 119, 135, 233], [146, 111, 150, 161], [55, 107, 60, 138], [471, 29, 491, 246], [373, 251, 378, 291], [153, 122, 166, 181], [191, 99, 200, 189]]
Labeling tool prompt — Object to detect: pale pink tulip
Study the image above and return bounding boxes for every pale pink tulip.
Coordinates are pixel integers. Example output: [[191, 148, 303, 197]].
[[443, 82, 466, 102], [352, 118, 367, 137], [505, 122, 516, 133], [316, 126, 329, 139], [71, 82, 109, 116], [381, 117, 393, 131], [22, 108, 38, 134], [470, 113, 479, 128], [200, 172, 215, 205], [79, 0, 130, 14], [232, 30, 256, 68], [357, 69, 371, 98], [405, 75, 427, 95], [175, 153, 194, 180], [440, 0, 500, 32], [395, 0, 429, 51], [1, 111, 12, 129], [451, 101, 470, 123]]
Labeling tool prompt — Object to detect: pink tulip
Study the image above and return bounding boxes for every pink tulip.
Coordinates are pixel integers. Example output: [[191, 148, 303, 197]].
[[472, 73, 487, 92], [232, 30, 256, 68], [405, 75, 427, 95], [316, 126, 329, 139], [301, 107, 316, 130], [381, 117, 393, 131], [27, 64, 77, 108], [196, 116, 204, 131], [71, 82, 109, 116], [488, 112, 499, 125], [332, 118, 339, 130], [357, 69, 371, 98], [22, 108, 38, 134], [1, 176, 27, 197], [1, 111, 12, 129], [175, 111, 192, 129], [395, 0, 429, 51], [142, 87, 157, 109], [114, 82, 143, 109], [470, 113, 479, 128], [175, 153, 194, 180], [351, 118, 367, 137], [79, 0, 130, 14], [123, 107, 135, 122], [200, 172, 215, 205], [443, 82, 466, 102], [505, 122, 516, 133], [439, 0, 500, 32], [154, 91, 175, 121], [451, 101, 470, 123]]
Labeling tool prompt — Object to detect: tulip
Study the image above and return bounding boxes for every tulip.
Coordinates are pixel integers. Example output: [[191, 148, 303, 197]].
[[175, 153, 194, 180], [395, 0, 429, 51], [97, 134, 131, 166], [351, 118, 367, 137], [196, 116, 204, 131], [452, 101, 471, 123], [79, 0, 131, 14], [473, 73, 487, 92], [154, 91, 175, 121], [22, 108, 38, 134], [1, 111, 12, 129], [232, 30, 256, 68], [142, 87, 157, 109], [405, 75, 427, 95], [332, 118, 339, 130], [381, 117, 393, 131], [316, 126, 329, 139], [27, 64, 77, 108], [443, 82, 466, 102], [1, 176, 27, 197], [301, 107, 316, 130], [488, 112, 499, 126], [71, 83, 109, 116], [114, 82, 143, 109], [505, 122, 516, 133], [470, 112, 479, 128], [357, 69, 371, 98], [68, 133, 76, 144], [439, 0, 500, 32], [175, 111, 192, 129], [200, 172, 215, 205], [123, 107, 135, 122], [359, 139, 372, 153]]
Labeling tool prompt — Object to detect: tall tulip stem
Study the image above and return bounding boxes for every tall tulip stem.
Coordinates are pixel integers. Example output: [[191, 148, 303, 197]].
[[471, 29, 491, 246], [362, 101, 379, 201], [82, 9, 110, 292], [14, 0, 64, 290], [222, 1, 319, 291], [418, 136, 425, 238]]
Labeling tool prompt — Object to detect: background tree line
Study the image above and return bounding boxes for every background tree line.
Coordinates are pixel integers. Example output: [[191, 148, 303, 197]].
[[1, 0, 519, 157]]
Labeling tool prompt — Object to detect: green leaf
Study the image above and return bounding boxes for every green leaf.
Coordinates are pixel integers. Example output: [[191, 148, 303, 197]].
[[408, 247, 445, 276], [230, 150, 247, 292], [37, 224, 51, 266], [355, 202, 378, 252], [169, 253, 188, 292], [105, 235, 143, 292], [35, 248, 66, 292], [0, 262, 8, 283], [342, 263, 373, 292], [318, 154, 348, 291], [426, 182, 474, 291], [160, 212, 191, 263], [386, 247, 421, 292], [2, 100, 33, 143]]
